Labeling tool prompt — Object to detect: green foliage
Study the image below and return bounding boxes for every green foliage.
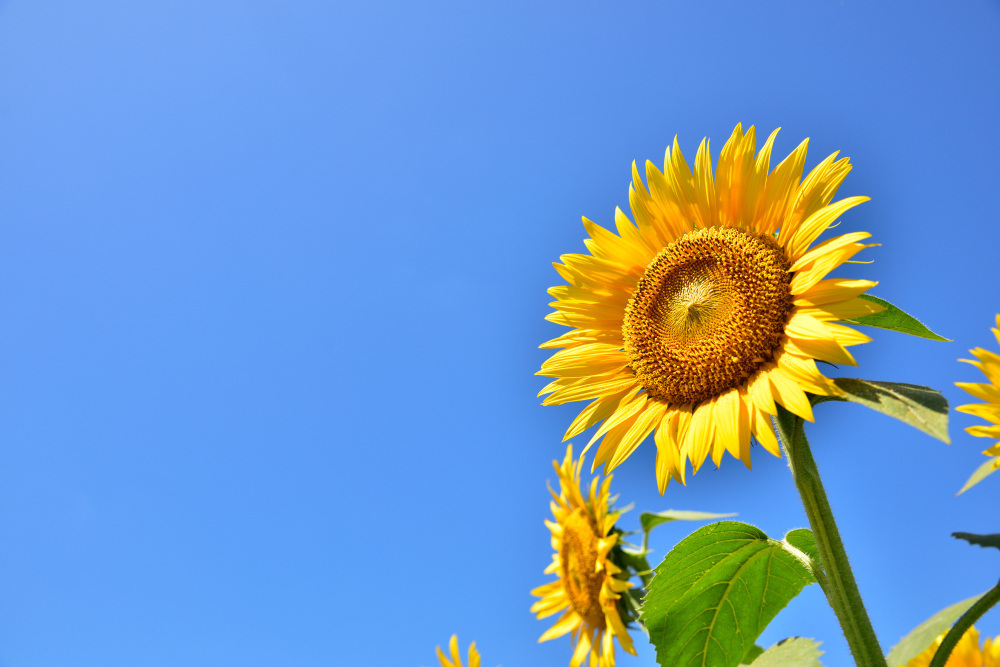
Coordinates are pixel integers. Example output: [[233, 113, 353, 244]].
[[884, 593, 983, 666], [783, 528, 821, 569], [952, 532, 1000, 551], [639, 509, 738, 552], [842, 294, 950, 341], [741, 638, 825, 666], [824, 378, 950, 443], [641, 521, 816, 667], [740, 645, 765, 664], [641, 509, 740, 534]]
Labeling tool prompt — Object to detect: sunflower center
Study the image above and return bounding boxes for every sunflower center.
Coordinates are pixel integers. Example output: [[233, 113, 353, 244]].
[[558, 508, 606, 629], [622, 226, 792, 406]]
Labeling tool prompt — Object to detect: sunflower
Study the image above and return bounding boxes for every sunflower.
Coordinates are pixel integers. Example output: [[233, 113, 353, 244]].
[[530, 444, 635, 667], [955, 314, 1000, 494], [538, 124, 881, 491], [431, 636, 480, 667], [902, 626, 1000, 667]]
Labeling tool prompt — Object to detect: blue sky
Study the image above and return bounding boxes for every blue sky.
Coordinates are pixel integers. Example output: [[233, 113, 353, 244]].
[[1, 2, 998, 666]]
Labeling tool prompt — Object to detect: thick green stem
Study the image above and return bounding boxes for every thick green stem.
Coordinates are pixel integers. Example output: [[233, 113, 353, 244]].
[[773, 405, 887, 667], [928, 579, 1000, 667]]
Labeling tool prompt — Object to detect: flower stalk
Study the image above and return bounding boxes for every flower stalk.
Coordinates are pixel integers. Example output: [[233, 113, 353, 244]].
[[773, 405, 887, 667], [927, 578, 1000, 667]]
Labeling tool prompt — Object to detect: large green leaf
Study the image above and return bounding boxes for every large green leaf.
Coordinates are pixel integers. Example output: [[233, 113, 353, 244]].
[[841, 294, 950, 341], [641, 521, 816, 667], [638, 509, 737, 552], [829, 378, 950, 443], [952, 532, 1000, 551], [884, 593, 983, 666], [742, 638, 825, 666], [739, 645, 765, 665], [640, 509, 738, 534]]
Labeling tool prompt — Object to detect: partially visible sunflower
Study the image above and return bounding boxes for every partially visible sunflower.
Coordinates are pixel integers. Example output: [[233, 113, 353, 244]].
[[539, 124, 881, 491], [431, 636, 480, 667], [956, 314, 1000, 494], [902, 626, 1000, 667], [531, 444, 635, 667]]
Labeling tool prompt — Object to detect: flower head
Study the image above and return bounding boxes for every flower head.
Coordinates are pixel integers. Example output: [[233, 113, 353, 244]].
[[903, 626, 1000, 667], [431, 636, 480, 667], [956, 314, 1000, 494], [531, 444, 635, 667], [539, 125, 880, 491]]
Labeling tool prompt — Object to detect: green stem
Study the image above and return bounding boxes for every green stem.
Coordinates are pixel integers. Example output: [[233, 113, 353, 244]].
[[928, 578, 1000, 667], [773, 405, 887, 667]]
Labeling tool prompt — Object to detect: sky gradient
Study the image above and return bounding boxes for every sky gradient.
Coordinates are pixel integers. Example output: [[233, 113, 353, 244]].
[[1, 2, 999, 666]]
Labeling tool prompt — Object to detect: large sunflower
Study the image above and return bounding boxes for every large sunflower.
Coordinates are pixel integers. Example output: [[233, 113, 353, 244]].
[[902, 626, 1000, 667], [956, 314, 1000, 494], [431, 636, 481, 667], [538, 124, 880, 491], [531, 444, 635, 667]]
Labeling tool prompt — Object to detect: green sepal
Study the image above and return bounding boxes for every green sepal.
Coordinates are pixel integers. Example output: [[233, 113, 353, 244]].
[[813, 378, 950, 444], [609, 530, 652, 625], [952, 532, 1000, 551], [885, 593, 984, 666], [741, 638, 825, 666], [640, 521, 816, 667], [840, 294, 950, 341]]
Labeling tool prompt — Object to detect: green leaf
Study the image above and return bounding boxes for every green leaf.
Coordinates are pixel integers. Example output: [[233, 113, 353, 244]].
[[841, 294, 950, 341], [739, 644, 765, 665], [782, 528, 823, 579], [957, 456, 1000, 494], [640, 509, 739, 534], [639, 509, 737, 552], [744, 638, 825, 666], [952, 532, 1000, 551], [885, 593, 983, 666], [641, 521, 816, 667], [783, 529, 820, 565], [830, 378, 950, 443]]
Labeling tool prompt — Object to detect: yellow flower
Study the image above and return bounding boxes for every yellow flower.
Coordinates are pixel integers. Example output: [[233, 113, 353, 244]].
[[955, 314, 1000, 494], [431, 636, 480, 667], [902, 626, 1000, 667], [531, 444, 635, 667], [539, 124, 880, 491]]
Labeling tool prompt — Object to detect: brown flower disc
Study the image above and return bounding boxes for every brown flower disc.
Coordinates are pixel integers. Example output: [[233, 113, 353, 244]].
[[558, 508, 606, 629], [622, 226, 792, 406]]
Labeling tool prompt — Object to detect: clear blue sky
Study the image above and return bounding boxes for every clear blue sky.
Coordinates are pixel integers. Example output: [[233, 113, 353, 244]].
[[1, 2, 998, 666]]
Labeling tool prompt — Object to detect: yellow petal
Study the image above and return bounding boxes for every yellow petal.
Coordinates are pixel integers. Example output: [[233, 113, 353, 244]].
[[539, 610, 580, 642], [767, 367, 814, 421], [751, 404, 781, 457], [783, 195, 869, 262], [748, 368, 777, 415], [684, 400, 717, 472], [712, 388, 741, 466], [606, 400, 667, 471], [794, 278, 877, 307]]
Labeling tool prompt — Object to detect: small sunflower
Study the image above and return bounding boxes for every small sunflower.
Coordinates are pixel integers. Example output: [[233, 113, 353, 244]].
[[531, 444, 635, 667], [539, 124, 881, 491], [902, 626, 1000, 667], [956, 314, 1000, 494], [431, 636, 480, 667]]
